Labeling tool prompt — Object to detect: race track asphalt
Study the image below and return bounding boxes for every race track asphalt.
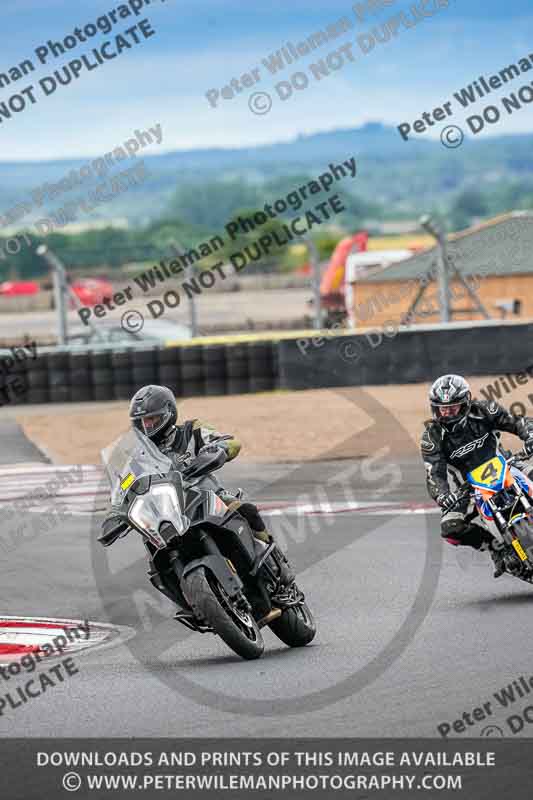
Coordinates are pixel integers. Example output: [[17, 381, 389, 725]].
[[2, 429, 532, 741]]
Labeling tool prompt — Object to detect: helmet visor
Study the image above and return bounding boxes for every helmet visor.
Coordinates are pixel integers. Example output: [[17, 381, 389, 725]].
[[141, 412, 166, 436], [435, 403, 462, 419]]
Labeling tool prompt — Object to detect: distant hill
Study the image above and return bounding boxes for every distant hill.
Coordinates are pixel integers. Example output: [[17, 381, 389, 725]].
[[1, 123, 532, 226]]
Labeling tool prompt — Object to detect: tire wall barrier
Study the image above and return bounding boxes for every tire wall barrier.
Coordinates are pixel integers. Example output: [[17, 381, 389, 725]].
[[17, 321, 533, 405], [278, 322, 533, 390], [21, 340, 278, 405]]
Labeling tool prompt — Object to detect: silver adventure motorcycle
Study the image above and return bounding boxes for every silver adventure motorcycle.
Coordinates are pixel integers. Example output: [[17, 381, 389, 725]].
[[101, 429, 316, 660]]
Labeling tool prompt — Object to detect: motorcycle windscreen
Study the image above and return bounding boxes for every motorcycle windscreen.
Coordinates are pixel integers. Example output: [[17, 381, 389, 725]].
[[101, 428, 173, 506]]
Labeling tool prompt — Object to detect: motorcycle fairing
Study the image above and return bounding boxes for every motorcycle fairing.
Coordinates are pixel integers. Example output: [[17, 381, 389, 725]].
[[467, 455, 533, 521]]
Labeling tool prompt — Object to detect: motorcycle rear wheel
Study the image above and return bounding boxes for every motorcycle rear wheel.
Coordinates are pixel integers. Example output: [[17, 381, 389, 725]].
[[184, 567, 264, 660]]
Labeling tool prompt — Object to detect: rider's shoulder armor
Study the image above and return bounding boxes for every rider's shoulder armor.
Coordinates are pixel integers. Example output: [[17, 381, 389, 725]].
[[472, 398, 500, 418], [420, 419, 442, 454]]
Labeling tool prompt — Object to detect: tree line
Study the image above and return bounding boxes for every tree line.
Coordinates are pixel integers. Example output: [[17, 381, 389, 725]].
[[1, 173, 532, 280]]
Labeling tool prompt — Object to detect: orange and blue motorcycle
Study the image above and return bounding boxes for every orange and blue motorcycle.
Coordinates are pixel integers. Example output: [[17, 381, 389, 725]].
[[454, 449, 533, 582]]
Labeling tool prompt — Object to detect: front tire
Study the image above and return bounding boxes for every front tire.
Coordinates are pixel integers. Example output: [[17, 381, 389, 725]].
[[269, 600, 316, 647], [184, 567, 264, 660]]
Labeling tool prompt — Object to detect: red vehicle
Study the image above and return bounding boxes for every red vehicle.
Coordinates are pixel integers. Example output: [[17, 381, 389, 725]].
[[70, 278, 114, 306], [0, 281, 40, 296]]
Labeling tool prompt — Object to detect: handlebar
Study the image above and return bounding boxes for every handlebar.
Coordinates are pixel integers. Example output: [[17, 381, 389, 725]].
[[508, 449, 527, 466], [181, 448, 227, 481], [447, 484, 472, 510]]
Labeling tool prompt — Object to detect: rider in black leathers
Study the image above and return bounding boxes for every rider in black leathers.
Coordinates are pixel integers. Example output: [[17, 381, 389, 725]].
[[421, 374, 533, 576]]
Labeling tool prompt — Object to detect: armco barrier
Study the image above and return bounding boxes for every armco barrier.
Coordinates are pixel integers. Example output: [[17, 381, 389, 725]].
[[19, 340, 280, 405], [278, 321, 533, 390]]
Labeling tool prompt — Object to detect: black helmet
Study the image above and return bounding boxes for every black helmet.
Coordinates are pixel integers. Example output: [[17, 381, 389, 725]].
[[429, 374, 471, 427], [129, 385, 177, 443]]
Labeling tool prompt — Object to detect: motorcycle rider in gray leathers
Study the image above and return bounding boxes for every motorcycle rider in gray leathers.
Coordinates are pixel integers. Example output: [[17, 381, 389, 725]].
[[99, 385, 294, 592]]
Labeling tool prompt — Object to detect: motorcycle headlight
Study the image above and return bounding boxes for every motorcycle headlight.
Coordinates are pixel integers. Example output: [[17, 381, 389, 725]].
[[128, 483, 188, 538]]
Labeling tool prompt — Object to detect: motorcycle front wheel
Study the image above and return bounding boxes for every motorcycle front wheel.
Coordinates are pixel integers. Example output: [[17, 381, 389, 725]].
[[269, 597, 316, 647], [184, 567, 264, 660]]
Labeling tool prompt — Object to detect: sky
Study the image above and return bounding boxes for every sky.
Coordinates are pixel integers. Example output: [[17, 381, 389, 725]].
[[0, 0, 532, 159]]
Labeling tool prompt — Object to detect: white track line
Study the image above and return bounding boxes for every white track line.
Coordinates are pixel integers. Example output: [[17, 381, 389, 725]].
[[0, 463, 438, 517]]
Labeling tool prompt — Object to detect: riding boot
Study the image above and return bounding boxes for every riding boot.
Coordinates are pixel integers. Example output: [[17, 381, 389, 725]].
[[459, 523, 506, 579]]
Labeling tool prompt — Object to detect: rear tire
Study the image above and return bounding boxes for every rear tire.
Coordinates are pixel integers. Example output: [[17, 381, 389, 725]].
[[269, 599, 316, 647], [184, 567, 264, 660]]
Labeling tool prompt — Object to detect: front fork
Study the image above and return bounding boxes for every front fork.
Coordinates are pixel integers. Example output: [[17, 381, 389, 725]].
[[251, 539, 296, 596], [492, 489, 533, 571], [148, 557, 190, 610], [146, 537, 192, 611], [520, 493, 533, 515]]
